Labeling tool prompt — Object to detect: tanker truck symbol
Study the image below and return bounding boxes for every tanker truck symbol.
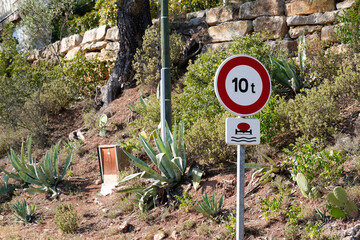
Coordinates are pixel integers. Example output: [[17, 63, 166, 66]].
[[231, 122, 256, 143]]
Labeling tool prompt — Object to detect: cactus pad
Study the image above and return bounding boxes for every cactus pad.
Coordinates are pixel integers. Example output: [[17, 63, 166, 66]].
[[329, 207, 346, 218], [327, 192, 344, 208], [333, 187, 348, 203], [296, 173, 310, 193], [344, 201, 359, 218]]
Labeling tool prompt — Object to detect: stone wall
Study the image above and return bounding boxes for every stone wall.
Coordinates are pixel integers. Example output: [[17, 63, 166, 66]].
[[30, 0, 355, 63]]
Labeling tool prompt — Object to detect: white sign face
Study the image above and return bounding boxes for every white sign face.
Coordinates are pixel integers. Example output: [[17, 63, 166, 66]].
[[225, 118, 260, 145], [214, 55, 271, 116]]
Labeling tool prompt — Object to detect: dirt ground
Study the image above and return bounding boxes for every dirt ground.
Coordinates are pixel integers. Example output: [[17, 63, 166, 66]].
[[0, 87, 360, 240]]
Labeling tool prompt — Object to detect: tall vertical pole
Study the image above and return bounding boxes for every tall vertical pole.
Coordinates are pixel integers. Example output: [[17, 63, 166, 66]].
[[160, 0, 171, 140], [237, 144, 245, 240]]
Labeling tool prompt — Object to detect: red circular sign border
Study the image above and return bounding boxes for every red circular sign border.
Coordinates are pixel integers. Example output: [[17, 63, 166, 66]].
[[215, 55, 271, 116]]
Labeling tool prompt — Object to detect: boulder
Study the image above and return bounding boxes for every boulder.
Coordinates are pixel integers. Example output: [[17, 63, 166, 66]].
[[206, 6, 236, 26], [82, 25, 109, 45], [208, 21, 253, 42], [239, 0, 285, 20], [321, 25, 338, 43], [64, 47, 81, 61], [28, 49, 41, 62], [186, 10, 207, 20], [336, 0, 355, 9], [105, 42, 120, 51], [305, 32, 321, 47], [105, 27, 120, 42], [289, 25, 322, 38], [253, 16, 287, 39], [286, 0, 336, 16], [59, 34, 83, 54], [286, 11, 339, 26], [99, 49, 118, 62], [81, 41, 107, 52], [85, 52, 100, 60]]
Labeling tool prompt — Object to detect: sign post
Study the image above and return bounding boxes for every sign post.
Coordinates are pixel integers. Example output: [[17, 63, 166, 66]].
[[214, 55, 271, 240]]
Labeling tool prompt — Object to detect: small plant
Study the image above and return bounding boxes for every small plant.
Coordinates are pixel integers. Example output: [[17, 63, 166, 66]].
[[224, 214, 236, 238], [3, 138, 72, 198], [314, 207, 326, 220], [246, 154, 283, 186], [303, 221, 323, 240], [269, 35, 308, 94], [0, 175, 17, 195], [175, 191, 195, 212], [99, 114, 108, 137], [54, 203, 81, 234], [258, 185, 288, 220], [11, 199, 36, 223], [194, 192, 224, 220], [285, 139, 347, 183], [295, 173, 321, 199], [284, 201, 302, 225], [326, 186, 358, 218], [118, 122, 202, 211]]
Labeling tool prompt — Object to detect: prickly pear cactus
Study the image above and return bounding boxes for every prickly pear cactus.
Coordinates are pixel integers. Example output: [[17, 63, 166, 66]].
[[344, 201, 359, 218], [309, 187, 321, 199], [333, 187, 348, 204], [296, 173, 310, 198], [327, 192, 345, 208]]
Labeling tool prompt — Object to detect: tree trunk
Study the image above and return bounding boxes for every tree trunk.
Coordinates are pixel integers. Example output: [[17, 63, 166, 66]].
[[101, 0, 151, 105]]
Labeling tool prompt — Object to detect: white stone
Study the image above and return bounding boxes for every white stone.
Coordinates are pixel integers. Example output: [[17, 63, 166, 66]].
[[60, 34, 83, 54], [239, 0, 285, 20], [82, 25, 109, 45], [336, 0, 355, 9], [208, 21, 253, 42], [105, 27, 120, 42], [64, 46, 81, 61], [286, 11, 339, 26], [105, 42, 120, 51], [81, 41, 107, 52]]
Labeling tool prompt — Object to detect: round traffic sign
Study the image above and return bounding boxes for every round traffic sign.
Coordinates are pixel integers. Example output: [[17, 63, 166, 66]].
[[214, 55, 271, 116]]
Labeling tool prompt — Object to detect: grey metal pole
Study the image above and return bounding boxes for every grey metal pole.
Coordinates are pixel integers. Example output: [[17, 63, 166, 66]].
[[237, 144, 245, 240], [160, 0, 171, 140]]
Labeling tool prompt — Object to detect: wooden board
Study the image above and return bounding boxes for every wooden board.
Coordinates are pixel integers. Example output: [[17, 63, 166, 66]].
[[101, 147, 117, 175]]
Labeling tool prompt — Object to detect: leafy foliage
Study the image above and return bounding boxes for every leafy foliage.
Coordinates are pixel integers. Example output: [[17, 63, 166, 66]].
[[284, 139, 347, 183], [4, 139, 72, 198], [175, 191, 195, 212], [336, 0, 360, 52], [119, 122, 202, 211], [133, 24, 184, 89], [63, 51, 111, 99], [54, 203, 81, 233], [194, 192, 224, 220], [258, 185, 288, 220], [11, 200, 36, 223]]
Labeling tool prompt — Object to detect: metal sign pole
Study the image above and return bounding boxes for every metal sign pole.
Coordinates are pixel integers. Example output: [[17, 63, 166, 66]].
[[237, 144, 245, 240]]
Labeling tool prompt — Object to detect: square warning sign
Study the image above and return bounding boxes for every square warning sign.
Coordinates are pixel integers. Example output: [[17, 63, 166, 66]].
[[225, 118, 260, 145]]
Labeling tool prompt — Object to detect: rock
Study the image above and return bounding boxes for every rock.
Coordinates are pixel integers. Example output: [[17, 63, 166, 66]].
[[186, 10, 207, 20], [105, 42, 120, 51], [99, 49, 118, 62], [119, 221, 130, 233], [336, 0, 355, 9], [85, 52, 100, 60], [286, 0, 336, 16], [321, 25, 338, 43], [82, 25, 109, 45], [28, 49, 41, 62], [289, 25, 322, 38], [206, 6, 236, 26], [105, 27, 120, 42], [208, 21, 253, 42], [60, 34, 83, 54], [286, 11, 339, 26], [68, 128, 87, 142], [51, 41, 61, 54], [170, 230, 179, 240], [267, 39, 298, 54], [154, 231, 167, 240], [81, 41, 108, 52], [188, 17, 206, 26], [239, 0, 285, 20], [95, 179, 102, 185], [327, 44, 350, 54], [102, 208, 108, 213], [253, 16, 287, 39], [64, 46, 81, 61], [305, 32, 321, 47]]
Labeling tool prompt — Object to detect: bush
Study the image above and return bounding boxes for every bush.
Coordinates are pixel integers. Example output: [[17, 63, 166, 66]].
[[54, 203, 81, 233], [67, 11, 100, 35], [64, 51, 111, 99], [337, 0, 360, 52], [174, 33, 277, 127], [94, 0, 117, 27], [169, 0, 221, 15], [133, 24, 184, 89], [184, 112, 235, 166]]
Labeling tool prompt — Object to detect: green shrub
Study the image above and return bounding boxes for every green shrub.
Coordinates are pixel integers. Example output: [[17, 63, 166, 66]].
[[54, 203, 81, 233], [336, 0, 360, 52], [284, 139, 347, 183], [67, 11, 100, 35], [133, 24, 184, 89], [169, 0, 221, 15], [63, 51, 111, 99], [94, 0, 117, 27], [174, 33, 276, 127], [184, 111, 235, 166]]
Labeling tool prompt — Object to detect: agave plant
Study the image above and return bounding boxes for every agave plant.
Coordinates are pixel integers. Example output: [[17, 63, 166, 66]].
[[194, 192, 224, 219], [118, 122, 202, 211], [270, 35, 309, 94], [11, 199, 36, 223], [4, 138, 72, 198], [0, 175, 18, 195]]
